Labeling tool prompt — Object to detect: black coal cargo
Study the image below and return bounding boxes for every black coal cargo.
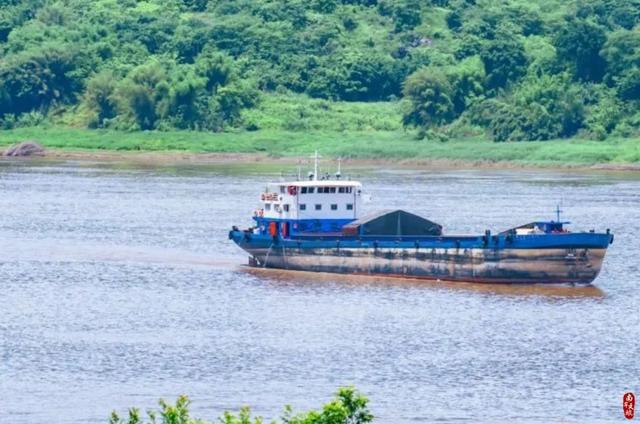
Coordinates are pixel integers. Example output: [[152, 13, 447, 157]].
[[342, 210, 443, 237]]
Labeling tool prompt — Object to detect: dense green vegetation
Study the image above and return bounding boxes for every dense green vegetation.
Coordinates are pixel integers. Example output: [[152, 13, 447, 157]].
[[109, 387, 373, 424], [0, 0, 639, 144]]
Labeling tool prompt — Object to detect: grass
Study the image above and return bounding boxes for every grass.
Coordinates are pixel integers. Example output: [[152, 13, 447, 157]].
[[1, 126, 640, 167], [241, 93, 404, 132], [9, 93, 634, 168]]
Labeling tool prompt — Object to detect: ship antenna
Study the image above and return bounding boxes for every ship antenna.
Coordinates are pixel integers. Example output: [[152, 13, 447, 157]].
[[556, 204, 562, 222], [336, 157, 342, 180]]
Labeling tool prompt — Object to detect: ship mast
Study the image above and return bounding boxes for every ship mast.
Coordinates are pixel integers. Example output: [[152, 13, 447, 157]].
[[311, 150, 321, 181]]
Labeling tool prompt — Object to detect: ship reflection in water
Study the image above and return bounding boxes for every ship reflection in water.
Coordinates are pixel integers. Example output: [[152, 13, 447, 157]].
[[241, 266, 606, 298]]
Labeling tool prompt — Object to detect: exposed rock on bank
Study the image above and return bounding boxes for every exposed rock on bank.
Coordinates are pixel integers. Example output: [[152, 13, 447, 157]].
[[3, 141, 45, 157]]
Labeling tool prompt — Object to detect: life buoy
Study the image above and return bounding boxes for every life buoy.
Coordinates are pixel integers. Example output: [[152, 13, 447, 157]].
[[288, 186, 297, 196]]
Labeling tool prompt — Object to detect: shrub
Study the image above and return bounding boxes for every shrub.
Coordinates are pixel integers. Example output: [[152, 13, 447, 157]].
[[0, 45, 87, 117], [83, 71, 119, 128], [402, 68, 455, 128], [468, 75, 586, 141], [109, 387, 373, 424]]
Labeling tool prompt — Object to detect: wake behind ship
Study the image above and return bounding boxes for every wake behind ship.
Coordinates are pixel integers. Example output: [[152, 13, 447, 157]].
[[229, 158, 613, 285]]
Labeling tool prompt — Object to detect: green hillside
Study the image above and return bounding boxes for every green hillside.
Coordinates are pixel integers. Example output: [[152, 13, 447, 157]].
[[1, 0, 639, 143]]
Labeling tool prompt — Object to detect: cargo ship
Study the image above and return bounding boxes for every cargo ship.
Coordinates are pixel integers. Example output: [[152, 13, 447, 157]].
[[229, 156, 614, 285]]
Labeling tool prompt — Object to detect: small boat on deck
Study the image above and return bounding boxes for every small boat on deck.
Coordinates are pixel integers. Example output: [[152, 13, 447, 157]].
[[229, 156, 613, 285]]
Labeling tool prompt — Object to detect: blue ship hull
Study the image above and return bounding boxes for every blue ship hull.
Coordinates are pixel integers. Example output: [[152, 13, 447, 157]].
[[229, 231, 613, 285]]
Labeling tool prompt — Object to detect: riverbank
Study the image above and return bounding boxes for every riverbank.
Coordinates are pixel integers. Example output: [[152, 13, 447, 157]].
[[1, 127, 639, 171]]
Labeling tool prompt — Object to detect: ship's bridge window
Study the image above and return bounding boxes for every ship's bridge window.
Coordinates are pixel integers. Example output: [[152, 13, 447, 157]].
[[308, 187, 315, 194], [346, 203, 353, 210], [347, 187, 353, 193], [338, 187, 345, 193], [284, 204, 290, 212], [331, 204, 337, 210], [317, 187, 324, 193], [315, 204, 322, 210], [329, 187, 336, 193], [265, 203, 271, 211], [300, 204, 306, 210], [301, 187, 307, 194]]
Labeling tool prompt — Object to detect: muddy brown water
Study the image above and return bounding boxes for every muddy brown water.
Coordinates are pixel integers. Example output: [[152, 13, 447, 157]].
[[0, 159, 638, 423]]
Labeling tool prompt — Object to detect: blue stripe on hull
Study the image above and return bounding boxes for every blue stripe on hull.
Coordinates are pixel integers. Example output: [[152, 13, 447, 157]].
[[232, 231, 612, 250]]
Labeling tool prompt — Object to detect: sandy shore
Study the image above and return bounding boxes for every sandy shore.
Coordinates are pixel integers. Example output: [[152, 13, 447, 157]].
[[2, 148, 640, 172]]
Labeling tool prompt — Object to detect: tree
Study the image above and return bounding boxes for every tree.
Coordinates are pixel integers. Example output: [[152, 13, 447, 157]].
[[378, 0, 422, 32], [166, 68, 208, 129], [208, 15, 255, 57], [0, 5, 20, 42], [513, 74, 585, 138], [585, 87, 623, 135], [480, 33, 528, 91], [83, 71, 119, 128], [307, 53, 405, 101], [453, 33, 482, 60], [553, 19, 606, 82], [195, 48, 235, 91], [575, 0, 640, 30], [130, 13, 177, 55], [402, 58, 484, 131], [181, 0, 208, 12], [212, 80, 259, 127], [600, 29, 640, 92], [0, 45, 86, 117], [173, 19, 212, 63], [446, 10, 462, 31], [469, 75, 585, 141], [311, 0, 337, 13], [609, 4, 639, 30], [402, 68, 455, 128], [447, 56, 485, 115], [616, 67, 640, 101], [113, 61, 170, 130]]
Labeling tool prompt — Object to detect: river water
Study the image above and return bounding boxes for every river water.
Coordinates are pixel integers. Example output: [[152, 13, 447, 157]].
[[0, 160, 638, 423]]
